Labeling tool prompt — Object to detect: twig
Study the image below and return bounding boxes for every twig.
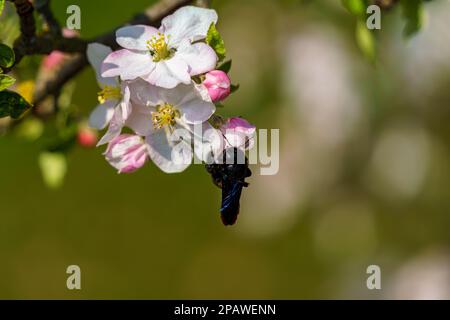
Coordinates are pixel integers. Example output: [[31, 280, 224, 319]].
[[194, 0, 212, 8], [34, 0, 62, 36], [8, 0, 37, 65]]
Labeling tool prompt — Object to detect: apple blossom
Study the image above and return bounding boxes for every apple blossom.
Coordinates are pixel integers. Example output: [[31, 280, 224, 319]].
[[104, 134, 148, 173], [203, 70, 231, 102], [101, 6, 218, 89], [87, 43, 132, 145], [125, 79, 216, 173]]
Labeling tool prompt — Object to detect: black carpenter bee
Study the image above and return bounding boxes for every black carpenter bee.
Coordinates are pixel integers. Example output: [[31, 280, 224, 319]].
[[206, 147, 252, 226]]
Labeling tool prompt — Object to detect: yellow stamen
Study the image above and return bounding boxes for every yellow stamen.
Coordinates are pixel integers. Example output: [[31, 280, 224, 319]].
[[146, 33, 173, 62], [97, 86, 122, 104], [151, 103, 180, 129]]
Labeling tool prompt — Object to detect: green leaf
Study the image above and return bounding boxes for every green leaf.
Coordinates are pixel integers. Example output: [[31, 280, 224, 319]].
[[0, 74, 15, 91], [218, 60, 232, 73], [206, 23, 226, 62], [401, 0, 424, 37], [0, 43, 15, 68], [356, 20, 376, 62], [230, 84, 240, 94], [0, 90, 33, 119], [0, 0, 5, 16], [342, 0, 366, 17], [38, 152, 67, 189]]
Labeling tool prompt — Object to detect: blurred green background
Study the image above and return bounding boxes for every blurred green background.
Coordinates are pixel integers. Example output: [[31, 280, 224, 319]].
[[1, 0, 450, 299]]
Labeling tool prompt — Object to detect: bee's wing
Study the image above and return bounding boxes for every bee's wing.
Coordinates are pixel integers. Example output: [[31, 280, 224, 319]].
[[220, 180, 244, 226]]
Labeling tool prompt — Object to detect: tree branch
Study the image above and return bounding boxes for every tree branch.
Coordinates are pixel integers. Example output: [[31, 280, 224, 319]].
[[34, 0, 62, 36], [8, 0, 37, 66]]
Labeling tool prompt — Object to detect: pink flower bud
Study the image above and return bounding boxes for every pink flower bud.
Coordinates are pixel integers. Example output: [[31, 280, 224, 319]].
[[41, 29, 79, 71], [77, 127, 98, 148], [42, 51, 66, 70], [62, 28, 79, 38], [104, 134, 148, 173], [203, 70, 231, 102], [221, 117, 256, 150]]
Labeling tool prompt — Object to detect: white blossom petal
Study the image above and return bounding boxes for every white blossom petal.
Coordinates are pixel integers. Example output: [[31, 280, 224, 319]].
[[177, 41, 217, 76], [88, 101, 116, 130], [97, 95, 133, 147], [97, 108, 124, 146], [120, 84, 132, 120], [161, 6, 218, 46], [144, 59, 190, 89], [86, 43, 118, 87], [191, 122, 225, 163], [145, 127, 192, 173], [116, 25, 159, 50], [125, 104, 154, 137], [179, 96, 215, 124], [129, 78, 165, 106], [102, 49, 155, 81]]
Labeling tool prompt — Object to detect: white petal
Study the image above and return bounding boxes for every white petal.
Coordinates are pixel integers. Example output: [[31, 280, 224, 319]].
[[144, 59, 189, 89], [102, 49, 155, 81], [161, 6, 218, 45], [88, 101, 116, 130], [97, 96, 132, 146], [125, 104, 154, 136], [179, 96, 215, 124], [97, 111, 123, 146], [195, 83, 213, 102], [87, 43, 118, 87], [165, 57, 191, 83], [120, 84, 132, 120], [158, 82, 195, 106], [116, 25, 159, 50], [129, 78, 164, 106], [191, 122, 225, 163], [146, 127, 192, 173], [177, 41, 217, 76]]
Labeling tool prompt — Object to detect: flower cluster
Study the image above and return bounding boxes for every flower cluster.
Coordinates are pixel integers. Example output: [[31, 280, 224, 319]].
[[86, 6, 255, 173]]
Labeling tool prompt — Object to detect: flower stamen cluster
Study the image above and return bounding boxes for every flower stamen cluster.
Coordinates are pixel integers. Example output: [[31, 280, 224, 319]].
[[146, 33, 174, 62], [151, 103, 180, 129], [97, 86, 122, 104]]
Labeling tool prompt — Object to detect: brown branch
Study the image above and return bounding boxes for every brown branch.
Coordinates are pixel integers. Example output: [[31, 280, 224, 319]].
[[194, 0, 212, 8], [8, 0, 37, 66], [34, 0, 62, 36], [32, 0, 194, 105], [10, 0, 36, 42]]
